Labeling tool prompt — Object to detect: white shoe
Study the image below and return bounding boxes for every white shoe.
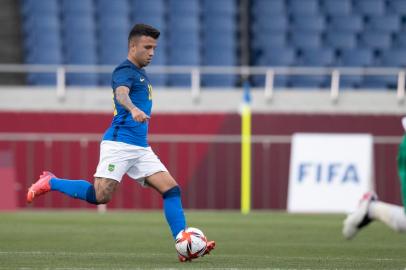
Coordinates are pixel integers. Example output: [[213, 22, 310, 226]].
[[342, 191, 378, 240]]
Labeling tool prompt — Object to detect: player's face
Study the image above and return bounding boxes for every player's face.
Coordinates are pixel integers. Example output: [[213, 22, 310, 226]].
[[129, 36, 157, 68]]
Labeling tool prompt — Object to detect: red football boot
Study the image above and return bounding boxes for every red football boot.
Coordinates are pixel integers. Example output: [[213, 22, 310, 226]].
[[27, 171, 55, 203]]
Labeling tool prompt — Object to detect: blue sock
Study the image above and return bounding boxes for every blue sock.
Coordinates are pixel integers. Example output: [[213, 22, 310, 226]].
[[163, 186, 186, 239], [50, 178, 98, 204]]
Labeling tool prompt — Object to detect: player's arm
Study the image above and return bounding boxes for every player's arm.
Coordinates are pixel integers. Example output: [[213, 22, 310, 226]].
[[115, 86, 149, 123]]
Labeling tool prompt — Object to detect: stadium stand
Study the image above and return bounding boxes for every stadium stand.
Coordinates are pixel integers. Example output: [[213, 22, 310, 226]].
[[21, 0, 62, 85], [61, 0, 98, 86], [0, 0, 23, 84], [18, 0, 406, 89], [132, 0, 167, 86]]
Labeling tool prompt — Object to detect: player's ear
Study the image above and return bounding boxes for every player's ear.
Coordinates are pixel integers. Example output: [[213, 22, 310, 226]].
[[128, 37, 137, 50]]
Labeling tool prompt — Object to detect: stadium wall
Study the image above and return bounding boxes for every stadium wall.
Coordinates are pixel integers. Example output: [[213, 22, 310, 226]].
[[0, 111, 402, 210]]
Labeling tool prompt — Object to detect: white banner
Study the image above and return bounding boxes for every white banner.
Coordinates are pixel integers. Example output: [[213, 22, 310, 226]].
[[287, 133, 374, 213]]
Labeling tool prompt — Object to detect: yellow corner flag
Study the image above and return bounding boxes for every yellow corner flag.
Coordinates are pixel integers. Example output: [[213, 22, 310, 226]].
[[241, 81, 251, 214]]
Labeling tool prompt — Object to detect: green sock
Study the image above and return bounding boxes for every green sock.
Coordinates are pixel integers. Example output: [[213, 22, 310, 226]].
[[398, 135, 406, 213]]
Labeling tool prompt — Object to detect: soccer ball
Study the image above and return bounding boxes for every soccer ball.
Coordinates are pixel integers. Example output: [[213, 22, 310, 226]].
[[175, 227, 207, 259]]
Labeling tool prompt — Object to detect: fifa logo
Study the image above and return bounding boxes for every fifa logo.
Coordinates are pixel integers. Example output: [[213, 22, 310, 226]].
[[297, 162, 360, 183]]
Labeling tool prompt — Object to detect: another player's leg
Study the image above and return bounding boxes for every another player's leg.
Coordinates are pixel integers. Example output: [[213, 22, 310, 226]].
[[342, 191, 377, 239], [397, 134, 406, 212], [368, 201, 406, 232]]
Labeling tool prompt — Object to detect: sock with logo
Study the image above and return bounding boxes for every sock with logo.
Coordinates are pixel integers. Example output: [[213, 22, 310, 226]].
[[162, 186, 186, 239], [50, 178, 98, 204]]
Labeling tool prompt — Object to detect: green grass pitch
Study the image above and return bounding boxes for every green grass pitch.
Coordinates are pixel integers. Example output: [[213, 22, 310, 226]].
[[0, 211, 406, 269]]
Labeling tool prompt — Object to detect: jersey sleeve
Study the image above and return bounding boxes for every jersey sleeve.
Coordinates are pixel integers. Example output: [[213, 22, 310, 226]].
[[112, 67, 134, 91]]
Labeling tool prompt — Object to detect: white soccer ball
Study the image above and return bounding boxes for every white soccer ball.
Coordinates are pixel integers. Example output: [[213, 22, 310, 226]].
[[175, 227, 207, 259]]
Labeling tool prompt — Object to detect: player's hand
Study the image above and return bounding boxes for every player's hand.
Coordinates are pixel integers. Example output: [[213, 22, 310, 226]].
[[130, 108, 150, 123]]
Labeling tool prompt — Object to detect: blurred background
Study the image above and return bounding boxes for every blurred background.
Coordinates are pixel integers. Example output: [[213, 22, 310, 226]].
[[0, 0, 404, 211]]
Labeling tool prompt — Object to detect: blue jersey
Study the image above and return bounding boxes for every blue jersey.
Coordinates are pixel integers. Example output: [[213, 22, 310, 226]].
[[103, 59, 153, 147]]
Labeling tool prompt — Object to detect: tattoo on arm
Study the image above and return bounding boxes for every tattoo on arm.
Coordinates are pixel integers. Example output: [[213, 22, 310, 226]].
[[115, 86, 136, 112]]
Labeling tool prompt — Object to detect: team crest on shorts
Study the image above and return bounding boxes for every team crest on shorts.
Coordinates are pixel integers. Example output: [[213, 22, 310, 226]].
[[108, 164, 115, 172]]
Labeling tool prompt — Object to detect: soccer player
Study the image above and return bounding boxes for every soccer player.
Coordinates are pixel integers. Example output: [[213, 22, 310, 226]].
[[26, 24, 215, 262], [342, 117, 406, 239]]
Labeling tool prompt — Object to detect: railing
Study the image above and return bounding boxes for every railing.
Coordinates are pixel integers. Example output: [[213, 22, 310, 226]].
[[0, 64, 404, 104]]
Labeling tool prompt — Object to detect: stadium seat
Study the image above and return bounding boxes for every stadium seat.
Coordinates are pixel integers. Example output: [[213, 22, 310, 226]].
[[169, 31, 199, 48], [358, 32, 391, 49], [26, 48, 62, 64], [387, 0, 406, 14], [289, 75, 330, 88], [202, 15, 236, 32], [252, 14, 288, 32], [328, 15, 363, 33], [131, 0, 166, 38], [95, 0, 129, 15], [288, 0, 319, 15], [338, 49, 375, 88], [324, 32, 356, 49], [393, 31, 406, 48], [290, 15, 325, 32], [339, 48, 374, 67], [202, 0, 237, 15], [252, 31, 286, 50], [291, 47, 334, 87], [20, 0, 59, 16], [26, 48, 62, 85], [201, 75, 237, 87], [203, 50, 237, 66], [23, 16, 60, 34], [360, 76, 398, 89], [60, 0, 93, 15], [353, 0, 385, 15], [251, 73, 289, 88], [251, 0, 285, 16], [132, 15, 166, 31], [168, 0, 200, 15], [168, 16, 199, 30], [300, 48, 335, 66], [168, 49, 200, 86], [27, 73, 58, 86], [322, 0, 352, 15], [365, 15, 400, 33], [290, 31, 321, 49], [203, 32, 237, 49], [131, 0, 166, 16], [65, 48, 97, 64], [260, 47, 297, 66], [380, 49, 406, 67], [25, 33, 61, 52], [63, 16, 95, 31], [98, 17, 130, 31]]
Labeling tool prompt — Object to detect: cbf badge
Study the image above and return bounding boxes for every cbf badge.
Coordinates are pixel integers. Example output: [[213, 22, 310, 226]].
[[108, 164, 115, 172]]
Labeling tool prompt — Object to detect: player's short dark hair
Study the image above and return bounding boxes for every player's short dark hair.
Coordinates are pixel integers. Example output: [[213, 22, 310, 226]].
[[128, 24, 160, 44]]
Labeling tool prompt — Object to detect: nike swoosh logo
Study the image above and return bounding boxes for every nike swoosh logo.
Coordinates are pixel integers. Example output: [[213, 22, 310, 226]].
[[140, 77, 145, 82]]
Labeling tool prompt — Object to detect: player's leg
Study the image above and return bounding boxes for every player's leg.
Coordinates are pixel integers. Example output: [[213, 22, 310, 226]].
[[146, 171, 186, 239], [397, 134, 406, 212], [28, 141, 125, 204], [146, 171, 216, 262], [27, 172, 119, 205], [27, 171, 99, 204], [368, 201, 406, 232], [342, 191, 377, 239]]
